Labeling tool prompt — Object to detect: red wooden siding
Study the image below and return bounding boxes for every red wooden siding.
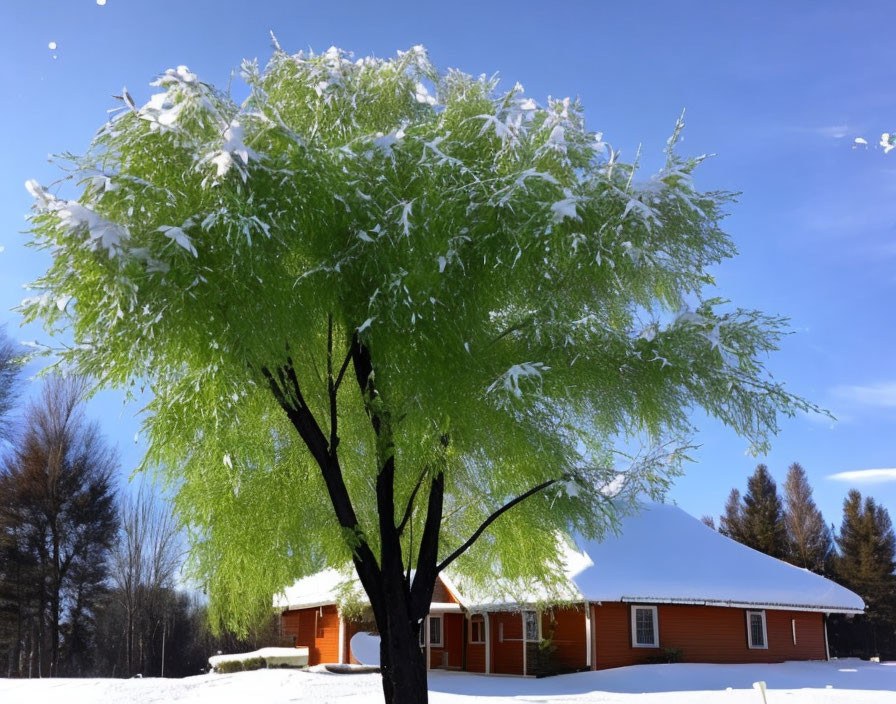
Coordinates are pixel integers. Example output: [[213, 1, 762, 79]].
[[428, 613, 464, 669], [283, 599, 829, 674], [343, 618, 362, 665], [281, 605, 341, 665], [432, 577, 459, 604], [490, 611, 525, 674], [592, 602, 826, 669], [465, 615, 486, 673], [543, 607, 588, 671]]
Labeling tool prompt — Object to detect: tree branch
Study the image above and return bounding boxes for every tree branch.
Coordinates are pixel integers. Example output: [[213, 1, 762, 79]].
[[396, 466, 429, 536], [261, 359, 383, 610], [436, 478, 559, 574], [333, 347, 353, 394], [327, 315, 338, 456], [410, 470, 444, 620]]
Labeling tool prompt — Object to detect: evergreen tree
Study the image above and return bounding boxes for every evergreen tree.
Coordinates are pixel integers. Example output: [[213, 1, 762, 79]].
[[719, 487, 745, 542], [722, 465, 788, 558], [835, 491, 896, 629], [782, 462, 832, 573], [22, 44, 820, 702]]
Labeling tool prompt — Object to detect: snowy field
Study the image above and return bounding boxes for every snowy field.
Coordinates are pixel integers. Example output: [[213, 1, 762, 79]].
[[1, 659, 894, 704]]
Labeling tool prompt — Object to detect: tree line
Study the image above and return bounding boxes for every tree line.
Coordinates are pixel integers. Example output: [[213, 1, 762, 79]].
[[0, 346, 277, 678], [704, 462, 896, 659]]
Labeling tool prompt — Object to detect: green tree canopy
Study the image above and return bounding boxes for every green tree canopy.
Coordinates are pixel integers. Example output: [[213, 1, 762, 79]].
[[22, 43, 816, 701]]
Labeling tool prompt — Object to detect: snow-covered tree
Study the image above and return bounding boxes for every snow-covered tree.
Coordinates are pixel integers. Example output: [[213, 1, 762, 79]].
[[22, 43, 817, 702]]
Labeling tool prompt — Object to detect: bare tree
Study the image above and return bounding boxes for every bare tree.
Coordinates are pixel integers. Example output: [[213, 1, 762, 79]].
[[110, 481, 182, 676], [0, 330, 23, 676], [0, 330, 20, 441], [0, 375, 117, 676]]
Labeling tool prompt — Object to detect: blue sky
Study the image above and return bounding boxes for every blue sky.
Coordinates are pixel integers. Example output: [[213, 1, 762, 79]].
[[1, 0, 895, 529]]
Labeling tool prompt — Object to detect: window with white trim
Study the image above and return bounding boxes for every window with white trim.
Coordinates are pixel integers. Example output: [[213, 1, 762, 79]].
[[524, 610, 539, 642], [428, 615, 443, 647], [469, 615, 485, 644], [630, 605, 659, 648], [746, 610, 768, 649]]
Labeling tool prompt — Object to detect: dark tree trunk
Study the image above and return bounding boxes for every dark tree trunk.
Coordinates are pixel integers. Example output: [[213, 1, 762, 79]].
[[378, 602, 428, 704], [263, 333, 555, 703]]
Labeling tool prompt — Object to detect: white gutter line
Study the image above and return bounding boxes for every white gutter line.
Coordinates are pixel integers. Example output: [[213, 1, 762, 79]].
[[615, 596, 864, 614]]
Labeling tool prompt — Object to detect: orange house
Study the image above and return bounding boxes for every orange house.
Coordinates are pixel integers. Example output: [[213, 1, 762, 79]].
[[276, 503, 864, 676]]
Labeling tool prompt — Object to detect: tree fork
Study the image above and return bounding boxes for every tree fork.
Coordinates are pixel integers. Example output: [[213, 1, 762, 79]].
[[261, 361, 385, 617]]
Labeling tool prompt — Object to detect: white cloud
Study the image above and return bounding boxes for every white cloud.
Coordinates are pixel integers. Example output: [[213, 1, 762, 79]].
[[828, 468, 896, 483], [832, 381, 896, 408], [814, 124, 850, 139]]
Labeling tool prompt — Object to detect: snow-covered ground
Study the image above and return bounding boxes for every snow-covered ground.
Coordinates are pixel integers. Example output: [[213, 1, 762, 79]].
[[1, 659, 894, 703]]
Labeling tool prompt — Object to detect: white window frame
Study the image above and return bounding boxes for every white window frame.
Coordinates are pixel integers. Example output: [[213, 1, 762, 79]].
[[630, 605, 659, 648], [469, 615, 485, 644], [523, 610, 540, 643], [746, 610, 768, 650]]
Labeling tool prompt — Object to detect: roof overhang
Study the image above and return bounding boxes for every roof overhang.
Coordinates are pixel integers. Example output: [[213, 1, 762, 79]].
[[275, 599, 340, 613], [617, 595, 865, 615]]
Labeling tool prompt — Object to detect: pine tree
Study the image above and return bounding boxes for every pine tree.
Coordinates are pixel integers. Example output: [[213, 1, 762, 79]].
[[835, 491, 896, 627], [782, 462, 832, 573], [719, 488, 745, 541], [722, 465, 788, 558]]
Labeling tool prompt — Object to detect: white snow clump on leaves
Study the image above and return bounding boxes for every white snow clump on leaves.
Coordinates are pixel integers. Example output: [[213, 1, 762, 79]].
[[551, 191, 581, 222], [139, 91, 184, 130], [157, 225, 198, 257], [487, 362, 550, 400], [414, 82, 437, 106], [25, 179, 129, 257], [205, 119, 257, 179]]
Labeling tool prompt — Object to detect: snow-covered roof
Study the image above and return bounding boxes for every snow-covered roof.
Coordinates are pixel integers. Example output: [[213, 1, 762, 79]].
[[275, 503, 865, 615], [462, 502, 863, 614], [273, 568, 463, 613], [274, 568, 358, 611]]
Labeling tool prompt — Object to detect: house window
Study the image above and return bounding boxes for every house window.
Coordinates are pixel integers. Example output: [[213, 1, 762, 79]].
[[430, 615, 443, 647], [524, 611, 539, 642], [630, 605, 659, 648], [420, 615, 443, 647], [470, 615, 485, 644], [746, 610, 768, 649]]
